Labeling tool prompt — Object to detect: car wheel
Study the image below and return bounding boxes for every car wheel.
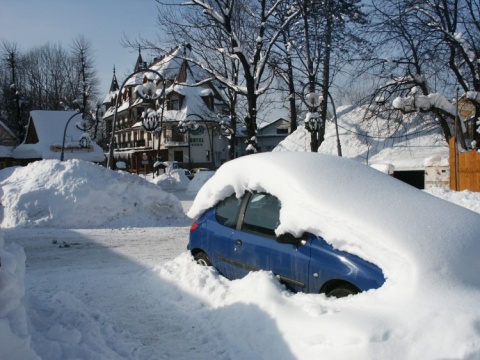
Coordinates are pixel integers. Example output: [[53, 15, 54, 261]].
[[193, 252, 212, 267], [326, 283, 360, 298]]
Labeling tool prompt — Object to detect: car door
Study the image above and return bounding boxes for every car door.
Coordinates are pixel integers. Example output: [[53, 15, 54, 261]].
[[230, 192, 311, 293], [207, 193, 245, 278]]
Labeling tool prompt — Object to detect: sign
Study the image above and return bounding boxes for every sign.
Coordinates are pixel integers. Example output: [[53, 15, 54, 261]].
[[50, 144, 94, 152], [190, 125, 205, 136]]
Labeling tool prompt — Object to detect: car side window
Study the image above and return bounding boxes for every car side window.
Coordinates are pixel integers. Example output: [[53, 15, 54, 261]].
[[242, 193, 280, 238], [215, 194, 243, 229]]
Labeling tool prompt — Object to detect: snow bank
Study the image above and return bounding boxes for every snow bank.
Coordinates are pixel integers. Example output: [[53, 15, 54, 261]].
[[187, 152, 480, 359], [152, 169, 191, 191], [425, 187, 480, 214], [0, 233, 39, 359], [0, 160, 185, 229], [186, 171, 215, 194], [273, 106, 448, 171]]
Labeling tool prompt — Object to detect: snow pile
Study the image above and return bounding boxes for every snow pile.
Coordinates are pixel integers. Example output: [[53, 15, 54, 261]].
[[153, 169, 191, 191], [0, 231, 162, 359], [274, 105, 448, 170], [426, 187, 480, 214], [1, 155, 480, 359], [188, 152, 480, 359], [186, 170, 215, 194], [0, 236, 39, 359], [0, 160, 185, 228]]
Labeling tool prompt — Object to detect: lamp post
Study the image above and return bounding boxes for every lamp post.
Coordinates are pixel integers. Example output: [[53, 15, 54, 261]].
[[177, 118, 199, 169], [107, 68, 165, 169], [140, 108, 163, 177], [302, 82, 342, 156], [60, 111, 86, 161]]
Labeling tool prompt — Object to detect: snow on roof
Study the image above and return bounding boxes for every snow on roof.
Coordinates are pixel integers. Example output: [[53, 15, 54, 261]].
[[274, 105, 448, 170], [0, 145, 13, 158], [103, 46, 224, 124], [13, 111, 105, 162], [0, 120, 15, 138]]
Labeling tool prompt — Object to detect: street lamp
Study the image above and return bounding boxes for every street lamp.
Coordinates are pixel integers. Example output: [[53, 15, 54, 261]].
[[301, 82, 342, 156], [178, 119, 199, 169], [107, 68, 165, 169], [60, 111, 81, 161], [141, 108, 160, 132]]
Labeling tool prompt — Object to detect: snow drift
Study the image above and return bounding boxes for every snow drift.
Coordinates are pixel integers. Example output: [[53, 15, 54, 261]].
[[0, 160, 185, 229]]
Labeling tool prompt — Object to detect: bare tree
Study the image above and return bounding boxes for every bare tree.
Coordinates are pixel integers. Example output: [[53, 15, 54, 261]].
[[359, 0, 480, 146], [0, 41, 27, 141], [276, 0, 366, 151], [152, 0, 300, 153]]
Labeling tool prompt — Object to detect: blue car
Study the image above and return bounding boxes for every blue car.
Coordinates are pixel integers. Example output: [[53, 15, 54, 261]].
[[189, 191, 385, 297]]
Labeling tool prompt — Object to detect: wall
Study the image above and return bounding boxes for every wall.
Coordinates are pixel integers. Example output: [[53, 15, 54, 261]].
[[449, 137, 480, 191]]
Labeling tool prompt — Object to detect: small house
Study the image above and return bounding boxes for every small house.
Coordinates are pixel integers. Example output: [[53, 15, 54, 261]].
[[13, 110, 105, 165], [0, 120, 17, 169]]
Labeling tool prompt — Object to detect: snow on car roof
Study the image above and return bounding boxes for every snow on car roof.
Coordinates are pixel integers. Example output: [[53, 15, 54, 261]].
[[188, 151, 480, 290]]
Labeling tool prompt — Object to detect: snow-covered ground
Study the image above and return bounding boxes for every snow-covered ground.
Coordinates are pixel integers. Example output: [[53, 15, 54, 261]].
[[1, 158, 480, 360]]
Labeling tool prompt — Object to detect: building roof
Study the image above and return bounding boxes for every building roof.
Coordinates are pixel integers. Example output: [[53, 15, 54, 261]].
[[274, 105, 449, 171], [13, 110, 105, 162], [102, 45, 227, 123]]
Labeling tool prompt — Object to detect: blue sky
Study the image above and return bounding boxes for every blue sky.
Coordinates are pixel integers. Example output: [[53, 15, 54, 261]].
[[0, 0, 161, 98]]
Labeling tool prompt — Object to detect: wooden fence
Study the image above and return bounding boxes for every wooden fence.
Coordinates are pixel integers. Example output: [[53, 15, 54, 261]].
[[449, 137, 480, 191]]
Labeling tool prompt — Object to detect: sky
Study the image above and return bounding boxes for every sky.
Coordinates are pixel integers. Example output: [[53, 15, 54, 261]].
[[0, 0, 162, 97]]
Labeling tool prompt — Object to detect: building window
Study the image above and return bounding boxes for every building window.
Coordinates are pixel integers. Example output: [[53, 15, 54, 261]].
[[174, 151, 183, 162], [190, 137, 204, 146], [276, 128, 288, 134], [202, 95, 214, 110], [168, 94, 181, 110]]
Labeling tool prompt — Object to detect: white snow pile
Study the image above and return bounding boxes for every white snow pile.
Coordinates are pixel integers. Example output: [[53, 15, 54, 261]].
[[1, 154, 480, 359], [185, 170, 215, 194], [188, 152, 480, 359], [0, 236, 39, 359], [274, 105, 448, 170], [0, 232, 160, 360], [0, 159, 184, 228], [426, 187, 480, 214], [152, 168, 191, 191]]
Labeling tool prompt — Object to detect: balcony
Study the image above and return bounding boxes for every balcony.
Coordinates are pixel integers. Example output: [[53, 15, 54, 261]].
[[164, 134, 188, 147], [115, 139, 146, 149]]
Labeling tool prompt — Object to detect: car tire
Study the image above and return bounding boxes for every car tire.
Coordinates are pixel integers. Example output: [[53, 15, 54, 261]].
[[193, 252, 212, 267], [326, 283, 360, 298]]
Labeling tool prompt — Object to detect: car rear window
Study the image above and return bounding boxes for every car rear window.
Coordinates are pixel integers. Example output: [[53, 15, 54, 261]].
[[215, 194, 243, 229]]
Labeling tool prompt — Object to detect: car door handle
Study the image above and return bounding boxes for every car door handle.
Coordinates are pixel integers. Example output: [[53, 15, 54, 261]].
[[235, 239, 242, 247]]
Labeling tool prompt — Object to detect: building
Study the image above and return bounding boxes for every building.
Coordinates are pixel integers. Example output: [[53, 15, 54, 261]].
[[0, 120, 17, 169], [274, 105, 450, 189], [233, 118, 291, 157], [12, 110, 105, 164], [102, 45, 230, 172], [256, 118, 290, 152]]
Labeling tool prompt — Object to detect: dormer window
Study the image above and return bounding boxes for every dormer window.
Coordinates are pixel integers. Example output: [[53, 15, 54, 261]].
[[168, 93, 183, 110], [201, 95, 214, 111], [200, 88, 215, 111]]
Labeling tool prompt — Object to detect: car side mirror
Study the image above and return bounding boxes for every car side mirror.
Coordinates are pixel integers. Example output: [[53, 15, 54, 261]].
[[276, 233, 306, 247]]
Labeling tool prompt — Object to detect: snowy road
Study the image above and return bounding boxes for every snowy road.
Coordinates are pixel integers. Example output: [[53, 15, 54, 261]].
[[3, 224, 235, 359]]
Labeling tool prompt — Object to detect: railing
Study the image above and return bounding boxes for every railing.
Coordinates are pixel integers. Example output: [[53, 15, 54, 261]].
[[115, 139, 146, 149]]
